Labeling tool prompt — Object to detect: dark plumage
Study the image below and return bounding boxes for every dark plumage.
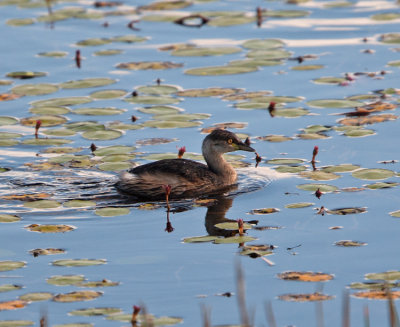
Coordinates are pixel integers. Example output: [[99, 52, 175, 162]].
[[115, 129, 255, 200]]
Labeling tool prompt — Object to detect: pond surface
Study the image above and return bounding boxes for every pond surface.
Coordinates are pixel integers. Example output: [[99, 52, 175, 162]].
[[1, 0, 400, 326]]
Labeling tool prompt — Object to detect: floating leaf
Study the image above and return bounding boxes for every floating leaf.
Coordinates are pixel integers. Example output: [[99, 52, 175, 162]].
[[242, 39, 285, 50], [307, 99, 363, 108], [278, 271, 334, 282], [366, 182, 399, 189], [264, 9, 309, 18], [240, 245, 274, 258], [73, 107, 124, 116], [344, 129, 375, 137], [0, 321, 33, 327], [31, 96, 92, 107], [274, 108, 309, 118], [297, 133, 329, 140], [126, 95, 180, 105], [6, 18, 35, 26], [207, 14, 255, 27], [372, 13, 400, 21], [81, 129, 122, 140], [53, 291, 102, 303], [69, 307, 122, 316], [213, 235, 257, 244], [52, 259, 106, 267], [11, 83, 59, 96], [171, 46, 242, 57], [61, 78, 116, 89], [78, 279, 119, 288], [327, 207, 366, 215], [275, 165, 306, 173], [352, 168, 394, 180], [177, 87, 241, 98], [278, 292, 334, 302], [25, 224, 75, 233], [136, 85, 181, 96], [0, 300, 27, 311], [76, 38, 112, 46], [29, 248, 65, 256], [0, 284, 22, 293], [98, 162, 132, 171], [246, 49, 292, 60], [334, 240, 367, 247], [30, 106, 70, 115], [0, 214, 21, 223], [249, 208, 279, 215], [182, 235, 219, 243], [23, 200, 61, 209], [89, 89, 127, 99], [214, 222, 252, 230], [47, 275, 85, 286], [140, 0, 192, 10], [19, 292, 53, 302], [64, 200, 96, 208], [258, 135, 293, 142], [349, 282, 399, 290], [142, 120, 202, 129], [291, 64, 324, 71], [339, 114, 398, 126], [185, 65, 258, 76], [352, 290, 400, 300], [95, 207, 130, 217], [300, 171, 340, 181], [94, 49, 124, 56], [0, 116, 18, 125], [53, 324, 92, 327], [116, 61, 183, 70], [137, 105, 183, 115], [365, 271, 400, 281], [321, 164, 360, 173], [37, 51, 68, 58], [303, 125, 331, 134], [390, 210, 400, 218], [94, 145, 135, 156], [313, 77, 346, 84], [22, 138, 72, 146], [296, 183, 338, 192], [20, 115, 67, 127], [6, 71, 46, 79], [285, 202, 314, 209], [111, 35, 148, 43]]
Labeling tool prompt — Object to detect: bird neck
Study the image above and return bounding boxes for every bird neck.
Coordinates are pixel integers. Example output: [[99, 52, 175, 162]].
[[202, 145, 237, 184]]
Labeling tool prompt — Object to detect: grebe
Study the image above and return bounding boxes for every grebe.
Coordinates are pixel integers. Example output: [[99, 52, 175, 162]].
[[115, 129, 255, 199]]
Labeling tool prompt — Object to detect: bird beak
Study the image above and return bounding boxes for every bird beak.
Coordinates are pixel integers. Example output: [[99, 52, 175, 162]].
[[236, 142, 255, 152]]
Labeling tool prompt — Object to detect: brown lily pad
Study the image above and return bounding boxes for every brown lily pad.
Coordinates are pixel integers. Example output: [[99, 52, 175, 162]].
[[25, 224, 75, 233], [278, 271, 334, 282], [0, 300, 27, 311], [352, 290, 400, 300], [53, 291, 102, 303], [278, 292, 334, 302]]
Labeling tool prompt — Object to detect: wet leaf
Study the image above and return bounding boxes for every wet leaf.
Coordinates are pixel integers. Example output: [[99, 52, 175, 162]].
[[31, 96, 92, 107], [37, 51, 68, 58], [22, 138, 72, 146], [302, 125, 331, 134], [278, 292, 334, 302], [177, 87, 241, 98], [372, 13, 400, 21], [69, 307, 122, 316], [338, 114, 397, 126], [249, 208, 279, 215], [0, 116, 18, 125], [320, 164, 360, 173], [20, 115, 67, 127], [240, 245, 274, 258], [53, 291, 102, 303], [343, 128, 375, 137], [334, 240, 367, 247], [30, 106, 70, 115], [291, 64, 324, 71], [53, 324, 92, 327], [352, 290, 400, 300], [171, 46, 242, 57], [278, 271, 334, 282], [246, 49, 292, 60], [299, 171, 340, 181], [52, 259, 106, 267], [19, 292, 53, 302], [313, 77, 346, 84], [47, 275, 86, 286], [274, 107, 309, 118], [185, 65, 258, 76], [6, 71, 46, 79], [275, 165, 306, 173], [266, 158, 305, 165], [94, 49, 124, 56], [95, 207, 130, 217], [136, 85, 181, 96], [307, 99, 363, 108], [94, 145, 135, 156], [60, 78, 116, 89], [137, 105, 183, 115], [296, 183, 338, 192], [81, 129, 122, 140], [0, 214, 21, 223], [11, 83, 59, 96], [366, 182, 399, 189], [142, 120, 202, 129], [214, 222, 252, 230], [297, 132, 329, 140], [98, 162, 132, 171], [25, 224, 75, 233], [88, 89, 127, 99], [116, 61, 183, 70], [140, 0, 191, 10], [327, 207, 367, 215], [0, 321, 33, 326], [78, 279, 119, 287], [0, 284, 22, 293], [0, 300, 27, 311], [390, 210, 400, 218], [111, 35, 148, 43], [258, 135, 293, 142], [23, 200, 61, 209], [182, 235, 219, 243], [285, 202, 314, 209], [207, 14, 255, 27], [73, 107, 125, 116], [64, 200, 96, 208], [6, 18, 35, 26], [213, 235, 257, 244], [242, 39, 285, 50], [125, 95, 180, 105], [349, 282, 399, 290], [264, 9, 309, 18], [29, 248, 65, 256], [352, 168, 394, 180], [76, 38, 112, 46], [249, 95, 303, 103], [365, 271, 400, 281]]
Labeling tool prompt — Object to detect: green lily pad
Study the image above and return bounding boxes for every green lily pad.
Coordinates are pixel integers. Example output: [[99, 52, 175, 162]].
[[275, 165, 306, 173], [177, 87, 242, 98], [108, 122, 142, 130], [11, 83, 59, 96], [30, 106, 70, 115], [136, 85, 181, 95], [246, 49, 292, 60], [153, 113, 210, 121], [0, 139, 19, 146], [349, 282, 398, 290], [303, 125, 332, 133], [125, 95, 181, 105], [142, 120, 202, 129], [23, 200, 61, 209], [0, 214, 21, 223], [266, 158, 305, 165], [76, 38, 112, 46], [31, 96, 92, 107], [53, 291, 102, 303], [6, 71, 46, 79], [47, 275, 86, 286], [372, 13, 400, 21], [0, 284, 22, 293], [6, 18, 35, 26], [307, 99, 363, 108], [73, 107, 125, 116], [171, 46, 242, 57], [44, 147, 82, 154], [334, 240, 367, 247], [324, 1, 353, 7], [229, 59, 284, 67], [242, 39, 285, 50], [0, 321, 33, 327], [0, 116, 18, 125], [285, 202, 314, 209], [320, 164, 360, 173], [69, 307, 122, 316], [140, 0, 192, 10], [0, 261, 26, 272], [95, 207, 130, 217], [65, 121, 105, 132], [64, 200, 96, 208], [264, 9, 309, 18], [20, 114, 67, 127], [389, 210, 400, 218], [19, 292, 53, 302], [259, 135, 293, 142], [137, 105, 184, 115], [292, 64, 324, 71], [249, 95, 303, 103], [0, 132, 21, 139], [98, 162, 132, 171], [297, 133, 330, 140], [182, 235, 219, 243], [81, 129, 122, 140], [352, 168, 394, 180], [214, 222, 252, 230], [60, 77, 116, 89], [185, 65, 258, 76], [234, 102, 271, 110], [52, 259, 106, 267], [111, 35, 148, 43], [207, 14, 255, 27], [366, 182, 399, 189], [25, 224, 75, 233], [299, 171, 340, 181], [213, 235, 257, 244], [53, 324, 93, 327], [89, 89, 127, 99], [344, 129, 375, 137], [43, 128, 76, 137], [94, 49, 124, 56], [116, 61, 183, 70], [313, 77, 347, 84], [78, 280, 119, 287], [326, 207, 367, 215], [94, 145, 135, 156], [274, 107, 309, 118], [366, 271, 400, 281], [296, 183, 338, 192], [37, 51, 68, 58]]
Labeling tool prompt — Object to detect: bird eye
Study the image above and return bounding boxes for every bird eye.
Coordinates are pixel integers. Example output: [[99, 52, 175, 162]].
[[227, 138, 233, 144]]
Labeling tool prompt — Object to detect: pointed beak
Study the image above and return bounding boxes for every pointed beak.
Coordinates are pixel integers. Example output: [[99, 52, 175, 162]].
[[236, 142, 255, 152]]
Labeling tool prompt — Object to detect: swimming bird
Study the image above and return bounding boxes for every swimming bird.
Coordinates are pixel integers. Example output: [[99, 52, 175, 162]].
[[116, 129, 255, 200]]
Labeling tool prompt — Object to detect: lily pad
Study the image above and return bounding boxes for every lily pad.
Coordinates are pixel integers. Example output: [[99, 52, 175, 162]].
[[0, 300, 27, 311], [0, 116, 18, 125], [37, 51, 68, 58], [171, 46, 242, 57], [0, 284, 22, 293], [207, 14, 255, 27], [81, 129, 122, 140], [372, 13, 400, 21], [29, 248, 65, 256], [389, 210, 400, 218], [52, 259, 106, 267], [277, 271, 334, 282], [177, 87, 242, 98], [22, 138, 72, 146], [43, 128, 76, 137], [214, 222, 252, 230], [11, 83, 59, 96], [19, 292, 53, 302], [142, 120, 202, 129], [136, 85, 181, 95], [73, 107, 124, 116], [0, 261, 26, 272], [20, 115, 67, 127], [366, 182, 398, 189], [64, 200, 96, 208], [185, 65, 258, 76], [291, 64, 324, 71], [344, 129, 375, 137], [246, 49, 292, 60], [321, 164, 360, 173], [258, 135, 293, 142], [98, 162, 132, 171], [296, 183, 338, 192], [116, 61, 183, 70], [89, 89, 127, 99], [137, 105, 183, 115], [95, 207, 130, 217], [264, 9, 309, 18], [25, 224, 75, 233], [6, 18, 35, 26], [313, 77, 346, 84], [297, 133, 329, 140], [365, 271, 400, 281], [111, 35, 148, 43], [285, 202, 314, 209], [0, 214, 21, 223], [275, 165, 306, 173], [53, 324, 92, 327], [23, 200, 61, 209], [274, 107, 309, 118], [307, 99, 363, 108], [213, 235, 257, 244], [53, 291, 102, 303], [60, 78, 116, 89], [182, 235, 219, 243], [327, 207, 367, 215], [299, 171, 340, 181], [338, 114, 398, 126], [249, 208, 280, 215], [125, 95, 180, 105], [31, 96, 92, 107], [76, 38, 112, 46], [266, 158, 305, 165], [278, 292, 334, 302], [30, 106, 70, 115], [242, 39, 285, 50], [78, 279, 119, 288], [352, 290, 400, 300], [6, 71, 46, 79], [94, 49, 124, 56], [0, 321, 33, 327], [69, 307, 122, 316], [302, 125, 332, 134], [47, 275, 85, 286], [352, 168, 394, 180], [94, 145, 135, 156]]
